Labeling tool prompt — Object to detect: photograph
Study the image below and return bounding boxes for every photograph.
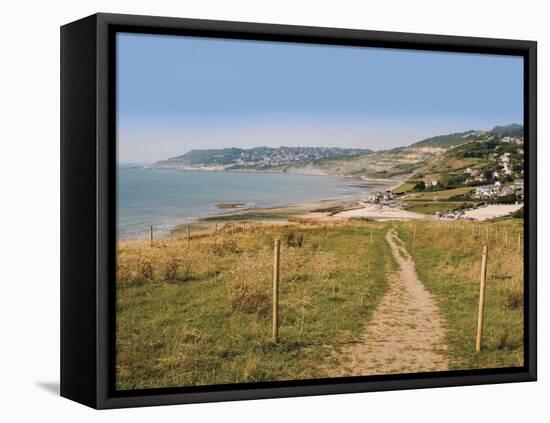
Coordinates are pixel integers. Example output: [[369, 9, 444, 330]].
[[114, 32, 526, 390]]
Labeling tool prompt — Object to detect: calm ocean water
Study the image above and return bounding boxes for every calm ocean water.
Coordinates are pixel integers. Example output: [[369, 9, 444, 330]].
[[117, 166, 379, 239]]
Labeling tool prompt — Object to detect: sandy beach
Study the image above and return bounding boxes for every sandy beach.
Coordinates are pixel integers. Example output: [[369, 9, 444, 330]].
[[462, 204, 523, 221], [190, 178, 402, 227]]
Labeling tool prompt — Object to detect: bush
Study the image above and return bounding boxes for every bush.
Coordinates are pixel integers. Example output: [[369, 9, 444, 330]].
[[512, 207, 524, 219], [228, 282, 269, 314], [493, 194, 517, 204], [163, 258, 192, 282], [163, 258, 181, 280], [139, 259, 154, 281], [284, 231, 304, 248], [413, 181, 425, 191]]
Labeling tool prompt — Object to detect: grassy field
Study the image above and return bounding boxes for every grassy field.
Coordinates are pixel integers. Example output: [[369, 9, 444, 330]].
[[392, 181, 417, 194], [404, 201, 476, 215], [116, 221, 396, 390], [404, 187, 474, 201], [395, 220, 524, 369], [116, 218, 525, 390]]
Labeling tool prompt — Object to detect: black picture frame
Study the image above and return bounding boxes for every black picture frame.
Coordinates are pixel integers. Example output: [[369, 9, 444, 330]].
[[60, 12, 537, 409]]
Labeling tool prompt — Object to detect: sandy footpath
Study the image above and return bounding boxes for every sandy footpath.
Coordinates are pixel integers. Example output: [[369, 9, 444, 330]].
[[325, 230, 449, 377]]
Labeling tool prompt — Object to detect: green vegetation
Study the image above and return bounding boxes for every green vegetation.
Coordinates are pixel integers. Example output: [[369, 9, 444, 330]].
[[404, 201, 475, 215], [512, 207, 524, 219], [201, 212, 289, 222], [410, 130, 476, 148], [116, 218, 525, 389], [490, 123, 523, 137], [404, 187, 474, 201], [392, 181, 418, 194], [395, 134, 524, 198], [395, 220, 524, 369], [154, 124, 523, 184], [116, 221, 396, 389]]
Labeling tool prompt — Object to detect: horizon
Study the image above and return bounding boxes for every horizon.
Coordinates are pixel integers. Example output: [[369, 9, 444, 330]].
[[117, 33, 523, 163], [118, 122, 521, 165]]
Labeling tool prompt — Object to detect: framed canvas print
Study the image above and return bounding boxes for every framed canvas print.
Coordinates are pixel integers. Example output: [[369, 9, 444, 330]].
[[60, 13, 537, 409]]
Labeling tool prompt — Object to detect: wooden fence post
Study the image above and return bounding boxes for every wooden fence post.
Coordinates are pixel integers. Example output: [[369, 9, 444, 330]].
[[476, 245, 489, 352], [187, 224, 191, 244], [150, 226, 153, 248], [272, 239, 281, 343]]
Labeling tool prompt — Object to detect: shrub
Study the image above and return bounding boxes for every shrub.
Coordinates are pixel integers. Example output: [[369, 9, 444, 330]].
[[413, 181, 425, 191], [512, 207, 524, 219], [228, 282, 270, 314], [139, 259, 154, 281], [163, 258, 193, 282], [284, 231, 304, 248], [163, 258, 181, 281]]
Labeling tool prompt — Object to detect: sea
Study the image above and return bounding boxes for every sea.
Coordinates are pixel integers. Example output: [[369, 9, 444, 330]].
[[117, 166, 389, 239]]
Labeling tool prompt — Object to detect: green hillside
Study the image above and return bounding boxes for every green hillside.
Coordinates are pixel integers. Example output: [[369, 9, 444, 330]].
[[409, 130, 478, 148], [490, 123, 523, 137], [156, 146, 373, 169], [394, 138, 524, 193]]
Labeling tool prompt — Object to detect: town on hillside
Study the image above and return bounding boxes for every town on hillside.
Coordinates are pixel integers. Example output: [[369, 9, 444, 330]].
[[152, 124, 525, 222], [363, 131, 524, 221]]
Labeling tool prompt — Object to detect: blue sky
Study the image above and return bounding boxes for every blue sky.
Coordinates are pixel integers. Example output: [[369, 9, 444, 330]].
[[117, 33, 523, 163]]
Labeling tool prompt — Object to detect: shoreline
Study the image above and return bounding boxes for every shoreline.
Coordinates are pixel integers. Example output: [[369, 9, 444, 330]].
[[143, 164, 404, 187], [175, 177, 403, 234], [118, 171, 403, 240]]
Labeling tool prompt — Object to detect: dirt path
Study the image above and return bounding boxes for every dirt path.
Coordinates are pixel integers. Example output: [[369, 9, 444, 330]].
[[325, 229, 449, 377]]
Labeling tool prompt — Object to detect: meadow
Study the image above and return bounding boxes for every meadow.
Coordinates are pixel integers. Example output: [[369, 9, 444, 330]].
[[116, 218, 524, 390], [404, 186, 474, 200], [395, 219, 524, 369], [116, 221, 396, 390]]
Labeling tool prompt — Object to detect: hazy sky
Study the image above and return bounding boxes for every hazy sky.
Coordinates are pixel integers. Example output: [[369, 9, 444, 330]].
[[117, 33, 523, 163]]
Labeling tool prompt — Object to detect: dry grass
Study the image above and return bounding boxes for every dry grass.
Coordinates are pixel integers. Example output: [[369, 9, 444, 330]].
[[115, 218, 525, 389], [396, 219, 524, 369], [116, 221, 395, 389]]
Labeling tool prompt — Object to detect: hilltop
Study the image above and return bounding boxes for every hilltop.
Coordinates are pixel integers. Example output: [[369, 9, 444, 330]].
[[409, 124, 523, 148], [155, 146, 372, 172], [409, 130, 480, 148], [153, 124, 523, 181], [489, 123, 523, 137]]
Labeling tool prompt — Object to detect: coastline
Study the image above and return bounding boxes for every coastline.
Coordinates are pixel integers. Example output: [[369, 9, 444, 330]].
[[118, 167, 404, 240], [169, 178, 407, 238]]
